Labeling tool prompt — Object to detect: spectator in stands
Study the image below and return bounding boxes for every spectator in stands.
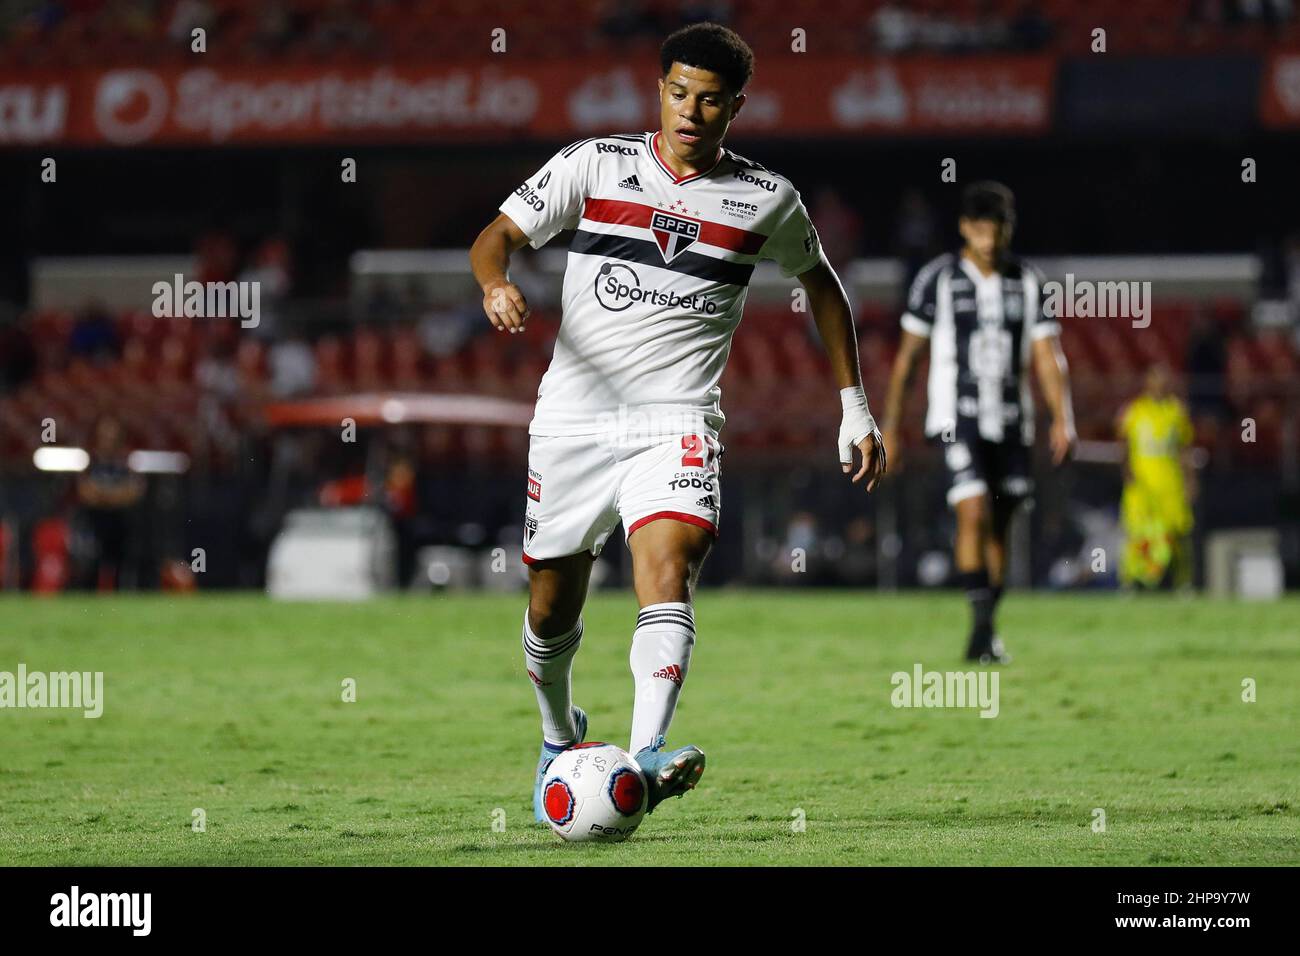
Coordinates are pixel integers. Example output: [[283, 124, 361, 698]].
[[195, 334, 242, 461], [1224, 0, 1296, 26], [1186, 309, 1229, 433], [109, 0, 156, 42], [1283, 231, 1300, 307], [772, 510, 819, 582], [309, 0, 374, 56], [809, 187, 865, 276], [77, 415, 145, 590], [598, 0, 663, 43], [269, 336, 317, 397], [872, 2, 920, 53], [239, 235, 293, 340], [418, 298, 480, 360], [0, 312, 37, 391], [195, 230, 239, 284], [830, 514, 877, 585], [69, 301, 119, 363], [679, 1, 734, 28], [1008, 2, 1053, 50], [1283, 233, 1300, 357], [196, 333, 241, 403], [248, 0, 297, 57], [893, 188, 938, 301], [167, 0, 215, 46], [0, 0, 65, 54]]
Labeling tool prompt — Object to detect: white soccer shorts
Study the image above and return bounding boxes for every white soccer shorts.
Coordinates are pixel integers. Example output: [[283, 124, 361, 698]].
[[522, 428, 723, 564]]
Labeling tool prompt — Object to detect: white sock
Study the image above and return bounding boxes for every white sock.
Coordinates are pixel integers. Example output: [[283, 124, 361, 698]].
[[629, 602, 695, 754], [522, 611, 582, 747]]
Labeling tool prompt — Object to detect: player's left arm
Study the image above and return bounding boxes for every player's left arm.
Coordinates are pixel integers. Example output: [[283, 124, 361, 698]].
[[797, 257, 886, 491], [1031, 334, 1077, 466]]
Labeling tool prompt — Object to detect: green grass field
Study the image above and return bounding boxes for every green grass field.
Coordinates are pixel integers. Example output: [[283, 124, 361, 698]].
[[1, 591, 1297, 866]]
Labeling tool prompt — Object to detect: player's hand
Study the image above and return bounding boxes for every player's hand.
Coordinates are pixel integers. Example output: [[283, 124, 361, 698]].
[[481, 279, 530, 333], [838, 385, 887, 492], [1050, 419, 1076, 466], [844, 428, 887, 492]]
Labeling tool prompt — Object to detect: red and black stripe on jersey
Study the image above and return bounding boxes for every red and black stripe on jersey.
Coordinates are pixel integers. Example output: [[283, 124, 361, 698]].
[[570, 230, 756, 286], [570, 197, 767, 287]]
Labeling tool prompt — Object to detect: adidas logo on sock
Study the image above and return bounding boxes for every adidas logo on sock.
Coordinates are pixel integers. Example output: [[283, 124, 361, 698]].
[[527, 668, 551, 687], [618, 174, 643, 192], [652, 664, 683, 685]]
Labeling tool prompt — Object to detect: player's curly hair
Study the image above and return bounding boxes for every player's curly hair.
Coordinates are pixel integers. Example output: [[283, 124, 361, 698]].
[[961, 181, 1017, 226], [660, 22, 754, 95]]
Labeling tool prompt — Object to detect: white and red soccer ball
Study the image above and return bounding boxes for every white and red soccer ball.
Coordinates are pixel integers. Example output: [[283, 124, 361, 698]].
[[541, 742, 647, 842]]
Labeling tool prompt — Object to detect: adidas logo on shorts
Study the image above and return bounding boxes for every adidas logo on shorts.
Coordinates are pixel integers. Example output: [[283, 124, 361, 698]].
[[618, 174, 643, 192], [652, 664, 683, 685]]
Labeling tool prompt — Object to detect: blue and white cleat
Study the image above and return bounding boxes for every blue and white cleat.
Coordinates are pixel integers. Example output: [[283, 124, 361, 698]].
[[533, 706, 588, 824], [634, 735, 706, 813]]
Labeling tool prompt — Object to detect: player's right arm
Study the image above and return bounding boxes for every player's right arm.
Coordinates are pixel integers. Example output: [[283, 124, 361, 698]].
[[879, 330, 928, 471], [469, 141, 590, 333], [880, 260, 942, 469], [470, 213, 533, 333], [1032, 334, 1077, 466]]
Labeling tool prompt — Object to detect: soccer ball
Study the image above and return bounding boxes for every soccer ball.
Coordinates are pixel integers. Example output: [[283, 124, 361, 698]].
[[541, 742, 648, 842]]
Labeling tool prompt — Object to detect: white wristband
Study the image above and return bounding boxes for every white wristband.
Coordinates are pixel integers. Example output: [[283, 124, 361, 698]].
[[838, 385, 878, 465]]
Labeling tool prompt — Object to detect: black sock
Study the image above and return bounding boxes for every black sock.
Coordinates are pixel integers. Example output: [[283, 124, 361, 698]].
[[990, 584, 1004, 631], [958, 570, 993, 639]]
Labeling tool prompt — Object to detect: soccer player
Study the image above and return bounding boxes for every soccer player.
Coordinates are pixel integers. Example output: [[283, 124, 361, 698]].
[[468, 23, 886, 824], [1116, 364, 1196, 589], [880, 182, 1075, 664]]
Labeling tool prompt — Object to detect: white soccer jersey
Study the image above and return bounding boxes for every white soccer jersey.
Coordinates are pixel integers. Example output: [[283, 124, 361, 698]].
[[498, 131, 823, 436]]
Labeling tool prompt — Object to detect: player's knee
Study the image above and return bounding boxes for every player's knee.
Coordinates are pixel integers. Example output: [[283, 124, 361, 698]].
[[955, 494, 990, 530], [638, 551, 704, 603], [527, 588, 584, 637]]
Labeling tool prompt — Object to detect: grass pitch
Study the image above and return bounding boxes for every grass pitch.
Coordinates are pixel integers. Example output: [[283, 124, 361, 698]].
[[0, 591, 1296, 866]]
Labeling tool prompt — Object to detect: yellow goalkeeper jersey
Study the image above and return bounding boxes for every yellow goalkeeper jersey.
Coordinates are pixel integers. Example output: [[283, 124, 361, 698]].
[[1118, 395, 1193, 533]]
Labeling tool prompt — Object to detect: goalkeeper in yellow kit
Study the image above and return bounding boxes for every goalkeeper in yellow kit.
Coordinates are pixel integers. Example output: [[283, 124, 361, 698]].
[[1116, 365, 1197, 588]]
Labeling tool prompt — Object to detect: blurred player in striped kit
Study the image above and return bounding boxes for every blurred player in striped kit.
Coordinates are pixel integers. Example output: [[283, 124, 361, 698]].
[[882, 182, 1076, 663]]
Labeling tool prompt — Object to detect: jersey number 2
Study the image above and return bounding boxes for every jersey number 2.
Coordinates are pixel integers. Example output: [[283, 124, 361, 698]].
[[681, 434, 718, 470]]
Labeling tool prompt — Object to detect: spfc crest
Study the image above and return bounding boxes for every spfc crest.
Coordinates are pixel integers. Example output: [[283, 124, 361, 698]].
[[650, 211, 700, 263]]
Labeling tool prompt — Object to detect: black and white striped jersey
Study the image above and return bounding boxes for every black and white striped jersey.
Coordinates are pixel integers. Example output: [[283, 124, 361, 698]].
[[901, 251, 1060, 445]]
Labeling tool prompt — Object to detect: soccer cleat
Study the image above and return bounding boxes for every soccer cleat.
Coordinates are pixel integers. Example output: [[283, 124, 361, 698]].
[[966, 633, 1012, 665], [533, 706, 588, 824], [634, 735, 706, 813]]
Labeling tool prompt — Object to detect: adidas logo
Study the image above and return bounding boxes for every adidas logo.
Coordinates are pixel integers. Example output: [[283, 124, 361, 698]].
[[695, 495, 716, 510], [527, 668, 551, 688], [618, 174, 643, 192], [652, 664, 683, 686]]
